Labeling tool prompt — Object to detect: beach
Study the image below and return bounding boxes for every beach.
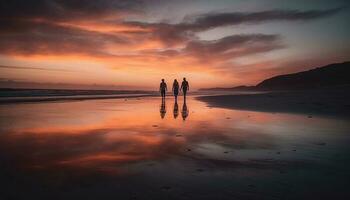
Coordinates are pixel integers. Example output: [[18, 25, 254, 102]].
[[1, 95, 350, 199], [198, 87, 350, 118], [2, 0, 350, 199]]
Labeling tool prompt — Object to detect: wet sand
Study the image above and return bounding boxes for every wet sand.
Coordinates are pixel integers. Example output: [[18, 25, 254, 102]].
[[197, 87, 350, 118], [0, 96, 350, 199]]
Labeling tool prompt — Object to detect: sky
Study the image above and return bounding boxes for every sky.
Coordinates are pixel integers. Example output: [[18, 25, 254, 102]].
[[0, 0, 349, 90]]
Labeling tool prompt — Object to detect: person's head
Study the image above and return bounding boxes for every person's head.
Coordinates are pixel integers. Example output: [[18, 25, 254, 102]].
[[161, 79, 164, 82], [183, 77, 186, 81], [174, 79, 177, 82]]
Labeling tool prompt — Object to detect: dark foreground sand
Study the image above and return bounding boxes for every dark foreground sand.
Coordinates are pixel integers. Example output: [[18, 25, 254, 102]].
[[197, 86, 350, 118]]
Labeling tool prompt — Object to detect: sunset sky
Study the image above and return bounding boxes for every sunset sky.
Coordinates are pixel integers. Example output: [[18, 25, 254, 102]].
[[0, 0, 349, 90]]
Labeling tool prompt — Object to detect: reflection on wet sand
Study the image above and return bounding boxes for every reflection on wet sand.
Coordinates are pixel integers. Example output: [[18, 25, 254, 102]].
[[173, 101, 179, 119], [181, 101, 189, 120], [0, 97, 281, 173], [160, 98, 189, 120], [0, 97, 350, 199], [0, 97, 347, 172], [160, 98, 166, 119]]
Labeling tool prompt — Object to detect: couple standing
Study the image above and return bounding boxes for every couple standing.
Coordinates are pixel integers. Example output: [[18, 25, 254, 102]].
[[159, 78, 189, 101]]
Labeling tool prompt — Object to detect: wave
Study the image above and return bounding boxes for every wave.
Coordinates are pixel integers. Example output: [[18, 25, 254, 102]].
[[0, 88, 157, 103]]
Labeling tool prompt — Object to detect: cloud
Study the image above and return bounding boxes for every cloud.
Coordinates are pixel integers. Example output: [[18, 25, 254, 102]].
[[0, 20, 131, 56], [183, 7, 343, 31], [0, 65, 76, 72], [184, 34, 283, 60], [0, 2, 342, 56], [0, 0, 149, 56], [125, 8, 343, 46], [0, 0, 144, 21], [145, 34, 283, 64]]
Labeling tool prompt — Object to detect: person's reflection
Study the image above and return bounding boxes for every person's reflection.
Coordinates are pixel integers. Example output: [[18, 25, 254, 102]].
[[160, 98, 166, 119], [181, 101, 189, 120], [173, 101, 179, 119]]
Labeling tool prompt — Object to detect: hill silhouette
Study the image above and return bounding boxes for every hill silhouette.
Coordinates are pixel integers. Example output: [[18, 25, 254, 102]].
[[200, 61, 350, 91], [257, 61, 350, 90], [198, 61, 350, 118]]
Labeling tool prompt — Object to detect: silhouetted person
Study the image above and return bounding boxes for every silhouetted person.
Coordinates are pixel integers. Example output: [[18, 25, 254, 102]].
[[160, 97, 166, 119], [180, 77, 189, 100], [159, 79, 167, 99], [172, 79, 179, 102], [181, 101, 189, 121], [173, 101, 179, 119]]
